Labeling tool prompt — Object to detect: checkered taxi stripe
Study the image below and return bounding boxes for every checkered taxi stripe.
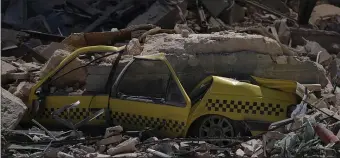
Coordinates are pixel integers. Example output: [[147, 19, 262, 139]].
[[206, 99, 285, 116], [39, 108, 105, 120], [112, 112, 185, 133]]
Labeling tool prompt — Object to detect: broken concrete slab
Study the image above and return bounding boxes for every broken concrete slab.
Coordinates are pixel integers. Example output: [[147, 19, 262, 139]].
[[142, 32, 284, 56], [1, 88, 27, 130], [141, 33, 328, 91]]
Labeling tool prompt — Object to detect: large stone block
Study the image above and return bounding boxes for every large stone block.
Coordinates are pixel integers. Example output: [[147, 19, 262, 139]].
[[142, 32, 283, 56], [1, 88, 27, 130], [141, 33, 328, 91]]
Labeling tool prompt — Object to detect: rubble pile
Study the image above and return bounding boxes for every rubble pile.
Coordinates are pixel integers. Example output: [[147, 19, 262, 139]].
[[2, 0, 340, 158]]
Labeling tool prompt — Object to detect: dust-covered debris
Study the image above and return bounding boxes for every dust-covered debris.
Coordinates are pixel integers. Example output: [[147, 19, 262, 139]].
[[1, 88, 27, 130], [2, 0, 340, 158]]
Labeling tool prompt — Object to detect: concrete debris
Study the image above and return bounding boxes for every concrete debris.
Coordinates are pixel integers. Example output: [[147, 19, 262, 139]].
[[310, 4, 340, 33], [1, 88, 27, 130], [126, 38, 142, 56], [302, 40, 332, 65], [107, 138, 139, 155], [241, 139, 262, 156], [2, 1, 340, 158], [39, 42, 75, 60], [1, 60, 18, 84], [98, 135, 123, 145], [104, 126, 124, 138], [40, 49, 70, 78], [236, 148, 245, 157], [13, 81, 34, 102], [142, 32, 284, 56]]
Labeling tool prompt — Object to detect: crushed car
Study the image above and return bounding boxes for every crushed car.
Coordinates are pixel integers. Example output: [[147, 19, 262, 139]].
[[23, 46, 318, 139]]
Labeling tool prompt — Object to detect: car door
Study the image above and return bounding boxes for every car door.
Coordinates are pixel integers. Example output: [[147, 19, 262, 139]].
[[30, 46, 125, 128], [109, 55, 191, 137]]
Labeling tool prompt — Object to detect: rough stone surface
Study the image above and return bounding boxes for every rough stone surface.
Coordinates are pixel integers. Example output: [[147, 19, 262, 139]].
[[13, 82, 34, 102], [236, 149, 245, 157], [40, 49, 87, 88], [126, 38, 142, 56], [1, 88, 27, 130], [140, 33, 328, 91], [40, 49, 70, 78], [98, 135, 123, 145], [104, 126, 124, 138], [20, 62, 42, 72], [303, 40, 332, 65], [107, 138, 139, 155], [1, 60, 17, 84], [142, 32, 283, 56], [310, 4, 340, 24]]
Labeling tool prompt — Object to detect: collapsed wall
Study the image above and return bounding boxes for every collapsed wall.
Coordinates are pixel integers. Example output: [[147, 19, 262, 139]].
[[141, 32, 328, 92]]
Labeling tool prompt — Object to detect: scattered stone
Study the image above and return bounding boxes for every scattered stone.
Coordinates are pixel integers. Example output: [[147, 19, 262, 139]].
[[57, 151, 74, 158], [303, 40, 332, 65], [104, 126, 124, 138], [126, 38, 142, 56], [19, 62, 41, 72], [107, 138, 139, 155], [79, 145, 95, 153], [6, 72, 30, 80], [241, 139, 262, 156], [1, 60, 17, 84], [236, 149, 245, 157], [251, 149, 264, 158], [13, 81, 34, 102], [98, 135, 123, 145], [181, 30, 189, 38], [1, 88, 27, 130], [98, 145, 106, 153]]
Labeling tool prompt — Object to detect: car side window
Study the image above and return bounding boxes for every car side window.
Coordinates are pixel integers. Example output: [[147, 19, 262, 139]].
[[165, 76, 186, 106], [116, 59, 185, 106], [117, 60, 169, 102]]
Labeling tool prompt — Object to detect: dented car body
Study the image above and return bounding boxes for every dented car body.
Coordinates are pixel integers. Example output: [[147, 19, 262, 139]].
[[25, 46, 301, 138]]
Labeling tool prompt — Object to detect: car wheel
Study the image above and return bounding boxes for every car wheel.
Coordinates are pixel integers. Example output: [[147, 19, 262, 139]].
[[198, 115, 235, 138]]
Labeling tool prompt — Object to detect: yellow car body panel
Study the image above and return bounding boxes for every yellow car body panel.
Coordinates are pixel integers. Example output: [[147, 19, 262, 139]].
[[27, 46, 298, 138], [35, 95, 108, 125], [183, 76, 297, 136]]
